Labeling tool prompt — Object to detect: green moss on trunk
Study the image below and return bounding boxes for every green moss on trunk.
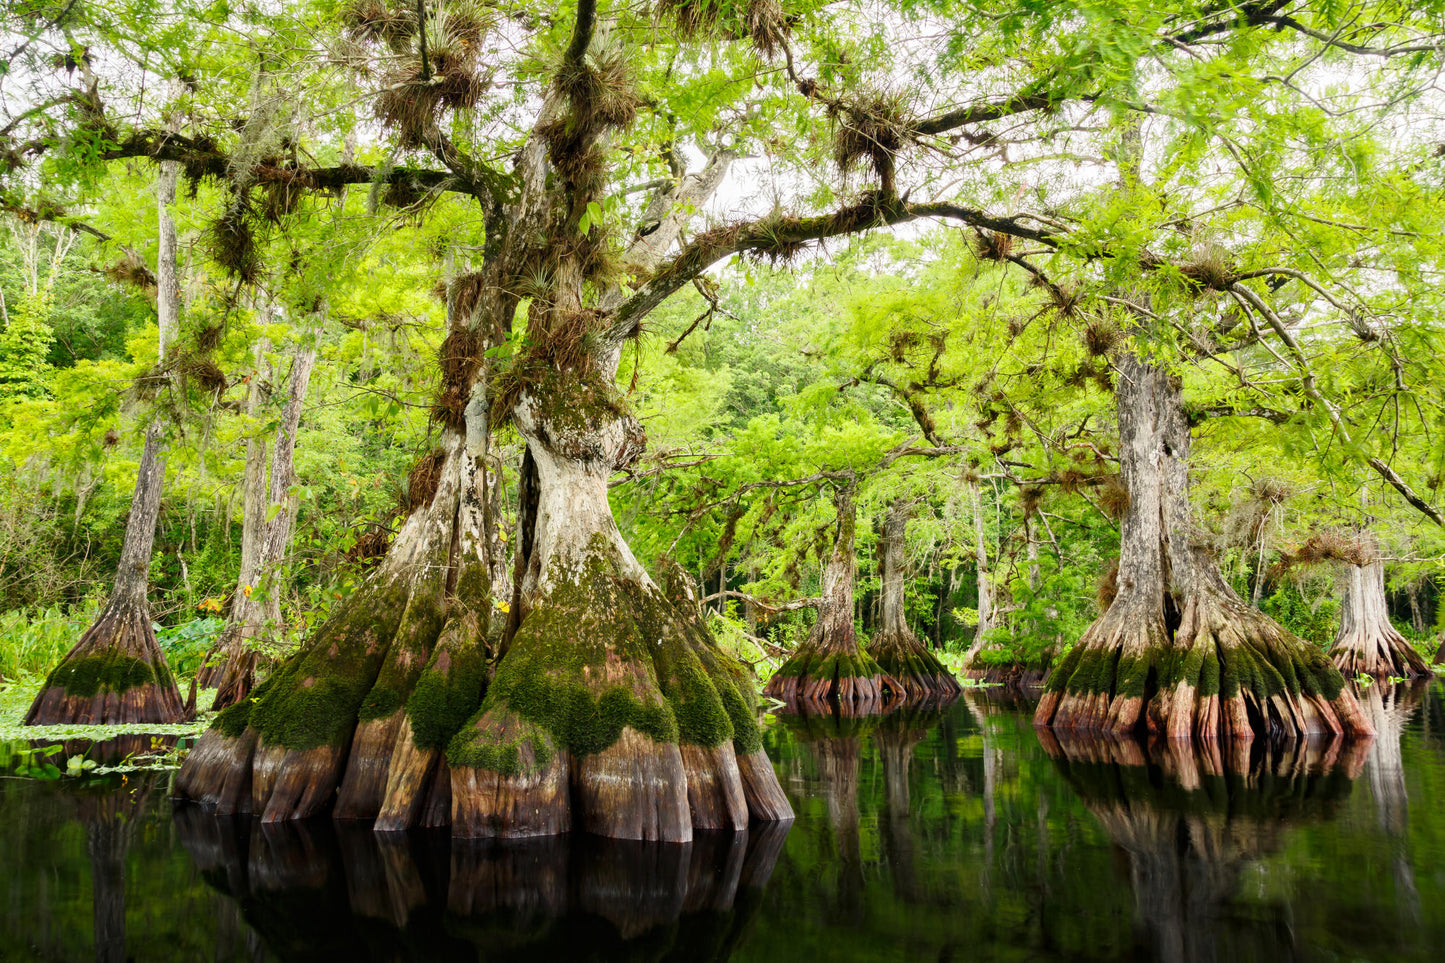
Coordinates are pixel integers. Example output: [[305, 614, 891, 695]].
[[45, 653, 168, 697]]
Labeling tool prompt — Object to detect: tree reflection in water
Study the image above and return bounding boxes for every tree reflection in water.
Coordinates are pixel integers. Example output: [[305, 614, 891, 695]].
[[1042, 727, 1371, 963], [175, 805, 788, 962], [1354, 681, 1428, 929]]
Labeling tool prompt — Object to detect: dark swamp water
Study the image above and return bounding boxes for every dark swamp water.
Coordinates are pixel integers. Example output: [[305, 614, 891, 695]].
[[4, 683, 1445, 962]]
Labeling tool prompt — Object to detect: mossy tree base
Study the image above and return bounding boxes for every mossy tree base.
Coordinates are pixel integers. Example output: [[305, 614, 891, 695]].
[[1036, 580, 1373, 740], [867, 629, 962, 705], [25, 596, 186, 726], [763, 647, 902, 716], [446, 546, 790, 842]]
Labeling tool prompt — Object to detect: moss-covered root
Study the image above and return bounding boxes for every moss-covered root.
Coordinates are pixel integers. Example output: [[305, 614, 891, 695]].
[[25, 597, 185, 726], [374, 611, 490, 832], [1149, 594, 1372, 741], [1034, 600, 1168, 735], [449, 706, 571, 838], [867, 629, 962, 704], [1038, 591, 1374, 741], [175, 571, 412, 820], [763, 646, 902, 716]]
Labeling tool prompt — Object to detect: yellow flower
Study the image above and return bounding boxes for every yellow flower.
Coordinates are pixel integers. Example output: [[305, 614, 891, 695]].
[[496, 600, 511, 614]]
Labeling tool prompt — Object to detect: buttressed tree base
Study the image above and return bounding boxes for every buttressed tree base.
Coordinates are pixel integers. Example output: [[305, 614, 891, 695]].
[[1035, 356, 1373, 741]]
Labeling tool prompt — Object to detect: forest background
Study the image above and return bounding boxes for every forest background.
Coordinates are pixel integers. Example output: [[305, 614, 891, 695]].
[[2, 0, 1444, 725]]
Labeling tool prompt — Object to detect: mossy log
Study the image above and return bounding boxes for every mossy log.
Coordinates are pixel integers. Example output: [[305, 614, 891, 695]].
[[865, 500, 963, 704], [763, 488, 902, 715], [1035, 355, 1370, 741], [1328, 555, 1430, 680]]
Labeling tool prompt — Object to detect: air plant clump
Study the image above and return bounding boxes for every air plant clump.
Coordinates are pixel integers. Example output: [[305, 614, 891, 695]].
[[208, 192, 262, 284], [432, 324, 486, 430], [177, 355, 228, 396], [657, 0, 791, 57], [103, 252, 157, 293], [488, 309, 609, 428], [381, 175, 432, 210], [375, 4, 491, 146], [974, 229, 1013, 262], [1098, 474, 1129, 520], [544, 43, 641, 175], [1179, 245, 1234, 292], [1082, 317, 1120, 356], [193, 323, 225, 354], [1274, 530, 1372, 575], [342, 0, 418, 51], [405, 447, 448, 514], [830, 91, 910, 185]]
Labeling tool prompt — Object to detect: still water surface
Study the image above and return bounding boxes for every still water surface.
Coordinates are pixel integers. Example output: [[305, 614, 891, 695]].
[[3, 684, 1444, 961]]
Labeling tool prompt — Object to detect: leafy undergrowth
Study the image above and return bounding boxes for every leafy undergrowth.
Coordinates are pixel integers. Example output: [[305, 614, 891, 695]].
[[0, 679, 209, 780]]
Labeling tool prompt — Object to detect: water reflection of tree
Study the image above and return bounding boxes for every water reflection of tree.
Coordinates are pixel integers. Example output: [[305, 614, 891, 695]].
[[1043, 731, 1369, 963], [875, 705, 948, 903], [1354, 681, 1427, 929], [175, 808, 787, 961], [777, 712, 870, 916], [67, 742, 164, 963]]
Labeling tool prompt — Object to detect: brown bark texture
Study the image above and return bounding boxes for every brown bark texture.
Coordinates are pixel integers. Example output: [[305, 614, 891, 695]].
[[764, 489, 903, 715], [1327, 545, 1430, 680], [205, 337, 318, 709], [865, 500, 962, 704], [1034, 354, 1371, 741]]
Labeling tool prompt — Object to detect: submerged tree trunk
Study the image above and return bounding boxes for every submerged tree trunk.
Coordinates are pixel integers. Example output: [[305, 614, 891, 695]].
[[865, 500, 960, 703], [763, 488, 901, 714], [1328, 541, 1429, 680], [1035, 354, 1371, 740], [207, 336, 319, 709], [26, 162, 185, 725]]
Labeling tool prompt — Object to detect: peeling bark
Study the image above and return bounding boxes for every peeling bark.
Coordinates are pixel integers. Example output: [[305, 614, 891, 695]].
[[1035, 354, 1371, 740]]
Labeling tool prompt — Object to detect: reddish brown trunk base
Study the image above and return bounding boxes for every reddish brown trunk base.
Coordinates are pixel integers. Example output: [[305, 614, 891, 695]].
[[24, 597, 186, 725], [1036, 581, 1373, 742], [866, 628, 963, 704]]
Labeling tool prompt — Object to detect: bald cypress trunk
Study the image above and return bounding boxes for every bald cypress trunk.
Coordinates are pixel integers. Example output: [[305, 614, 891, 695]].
[[1328, 541, 1429, 680], [181, 20, 789, 842], [207, 337, 318, 710], [763, 489, 901, 714], [865, 500, 960, 703], [26, 162, 184, 725], [1035, 354, 1371, 740]]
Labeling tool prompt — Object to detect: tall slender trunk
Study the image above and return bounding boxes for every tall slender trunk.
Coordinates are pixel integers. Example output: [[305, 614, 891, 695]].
[[865, 499, 960, 703], [1036, 353, 1370, 740], [764, 488, 900, 714], [25, 162, 185, 725], [1328, 537, 1429, 679], [207, 337, 319, 709]]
